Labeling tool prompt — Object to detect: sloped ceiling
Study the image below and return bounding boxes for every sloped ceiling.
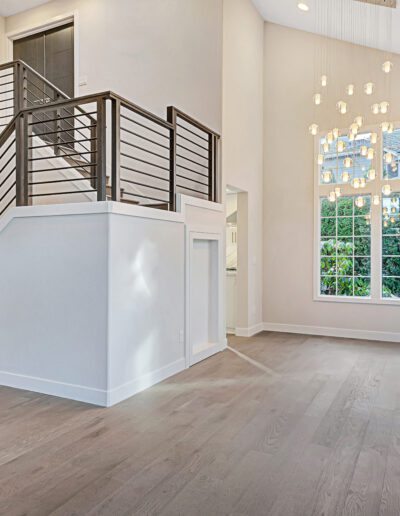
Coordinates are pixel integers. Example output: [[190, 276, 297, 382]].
[[252, 0, 400, 53]]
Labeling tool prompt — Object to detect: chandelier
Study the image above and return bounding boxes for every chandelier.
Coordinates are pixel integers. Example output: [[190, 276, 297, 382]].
[[309, 0, 397, 208]]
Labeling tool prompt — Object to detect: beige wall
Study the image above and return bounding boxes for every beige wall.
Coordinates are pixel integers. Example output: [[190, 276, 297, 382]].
[[3, 0, 222, 132], [263, 22, 400, 334], [0, 17, 6, 62], [223, 0, 264, 333]]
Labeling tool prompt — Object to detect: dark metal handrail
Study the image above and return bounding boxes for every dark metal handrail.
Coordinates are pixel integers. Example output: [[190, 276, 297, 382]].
[[0, 63, 220, 214]]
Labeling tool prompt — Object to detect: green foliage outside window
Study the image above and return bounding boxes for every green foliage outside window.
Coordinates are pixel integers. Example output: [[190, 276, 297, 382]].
[[320, 195, 371, 298]]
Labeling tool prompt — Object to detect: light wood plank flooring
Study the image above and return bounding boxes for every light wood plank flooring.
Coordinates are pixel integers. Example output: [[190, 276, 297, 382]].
[[0, 331, 400, 515]]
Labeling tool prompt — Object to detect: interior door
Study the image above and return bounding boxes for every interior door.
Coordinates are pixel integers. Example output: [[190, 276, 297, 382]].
[[13, 23, 74, 142]]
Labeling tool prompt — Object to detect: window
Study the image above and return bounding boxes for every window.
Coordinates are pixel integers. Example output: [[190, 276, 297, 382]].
[[382, 193, 400, 299], [320, 195, 371, 298], [316, 124, 400, 303]]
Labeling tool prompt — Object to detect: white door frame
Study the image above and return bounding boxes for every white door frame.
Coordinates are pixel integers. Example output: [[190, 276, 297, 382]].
[[185, 224, 225, 367]]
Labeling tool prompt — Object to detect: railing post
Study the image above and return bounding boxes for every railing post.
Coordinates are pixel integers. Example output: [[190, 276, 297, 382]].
[[213, 135, 219, 203], [208, 133, 215, 202], [15, 112, 31, 206], [96, 97, 107, 201], [14, 63, 27, 115], [111, 98, 121, 201], [167, 106, 176, 211], [55, 92, 61, 157]]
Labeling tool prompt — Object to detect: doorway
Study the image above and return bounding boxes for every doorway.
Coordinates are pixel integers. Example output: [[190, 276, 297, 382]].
[[226, 186, 249, 336], [13, 22, 74, 97]]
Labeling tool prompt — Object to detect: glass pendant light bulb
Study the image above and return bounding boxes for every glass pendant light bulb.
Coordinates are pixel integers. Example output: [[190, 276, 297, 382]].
[[371, 104, 380, 115], [321, 75, 328, 87], [337, 140, 345, 153], [388, 123, 394, 134], [370, 132, 378, 144], [317, 154, 324, 165], [323, 142, 329, 153], [364, 82, 374, 95], [355, 116, 363, 128], [336, 101, 347, 115], [335, 187, 341, 198], [346, 84, 355, 96], [322, 170, 332, 183], [355, 196, 365, 208], [392, 207, 397, 214], [309, 124, 319, 136], [313, 93, 322, 106], [353, 178, 360, 189], [367, 148, 374, 160], [391, 217, 396, 224], [383, 184, 392, 196], [326, 132, 333, 144], [381, 122, 390, 133], [368, 169, 376, 181], [385, 153, 393, 164], [344, 157, 353, 168], [360, 178, 366, 188], [360, 146, 368, 157], [380, 101, 389, 115], [373, 195, 380, 206], [328, 191, 336, 203], [342, 171, 350, 183], [333, 128, 339, 140], [350, 123, 359, 136], [384, 220, 389, 228], [383, 207, 389, 215], [348, 132, 355, 142], [382, 61, 393, 74]]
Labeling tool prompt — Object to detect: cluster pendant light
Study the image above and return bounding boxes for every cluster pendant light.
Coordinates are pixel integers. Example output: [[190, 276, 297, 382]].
[[308, 0, 397, 206]]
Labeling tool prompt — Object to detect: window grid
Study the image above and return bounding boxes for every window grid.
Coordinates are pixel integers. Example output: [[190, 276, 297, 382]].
[[382, 192, 400, 299], [320, 195, 371, 298]]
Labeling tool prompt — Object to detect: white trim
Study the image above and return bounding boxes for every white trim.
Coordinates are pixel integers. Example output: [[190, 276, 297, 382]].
[[0, 201, 185, 235], [314, 124, 400, 305], [235, 322, 264, 337], [106, 358, 186, 407], [0, 369, 107, 406], [314, 294, 400, 306], [263, 322, 400, 343], [185, 225, 225, 367], [0, 357, 186, 407], [177, 193, 224, 215], [6, 11, 79, 97]]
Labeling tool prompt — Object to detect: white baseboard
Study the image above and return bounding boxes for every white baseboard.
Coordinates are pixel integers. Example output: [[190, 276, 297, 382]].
[[235, 323, 264, 338], [0, 370, 107, 406], [263, 322, 400, 343], [0, 358, 187, 407], [106, 358, 186, 407]]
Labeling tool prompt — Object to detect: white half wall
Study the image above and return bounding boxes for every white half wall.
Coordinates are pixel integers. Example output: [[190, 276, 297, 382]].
[[0, 207, 109, 404], [0, 196, 225, 406]]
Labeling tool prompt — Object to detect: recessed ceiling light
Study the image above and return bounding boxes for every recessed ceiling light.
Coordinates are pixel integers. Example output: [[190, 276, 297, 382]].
[[298, 2, 310, 11]]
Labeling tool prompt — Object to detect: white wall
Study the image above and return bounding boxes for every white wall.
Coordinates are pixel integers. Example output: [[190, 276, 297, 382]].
[[222, 0, 264, 334], [263, 23, 400, 338], [0, 208, 109, 403], [107, 211, 185, 402], [0, 196, 225, 406], [4, 0, 223, 133]]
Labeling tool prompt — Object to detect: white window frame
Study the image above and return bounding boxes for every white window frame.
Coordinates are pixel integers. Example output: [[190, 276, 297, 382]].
[[314, 121, 400, 305]]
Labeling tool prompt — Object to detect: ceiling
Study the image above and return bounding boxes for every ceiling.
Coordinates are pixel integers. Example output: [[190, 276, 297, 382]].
[[252, 0, 400, 54], [0, 0, 51, 17]]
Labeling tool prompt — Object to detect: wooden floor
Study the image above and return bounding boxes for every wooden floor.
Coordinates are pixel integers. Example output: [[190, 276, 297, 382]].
[[1, 332, 400, 515]]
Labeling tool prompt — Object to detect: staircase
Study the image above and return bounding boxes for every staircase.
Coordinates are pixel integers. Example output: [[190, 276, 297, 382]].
[[0, 60, 220, 218]]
